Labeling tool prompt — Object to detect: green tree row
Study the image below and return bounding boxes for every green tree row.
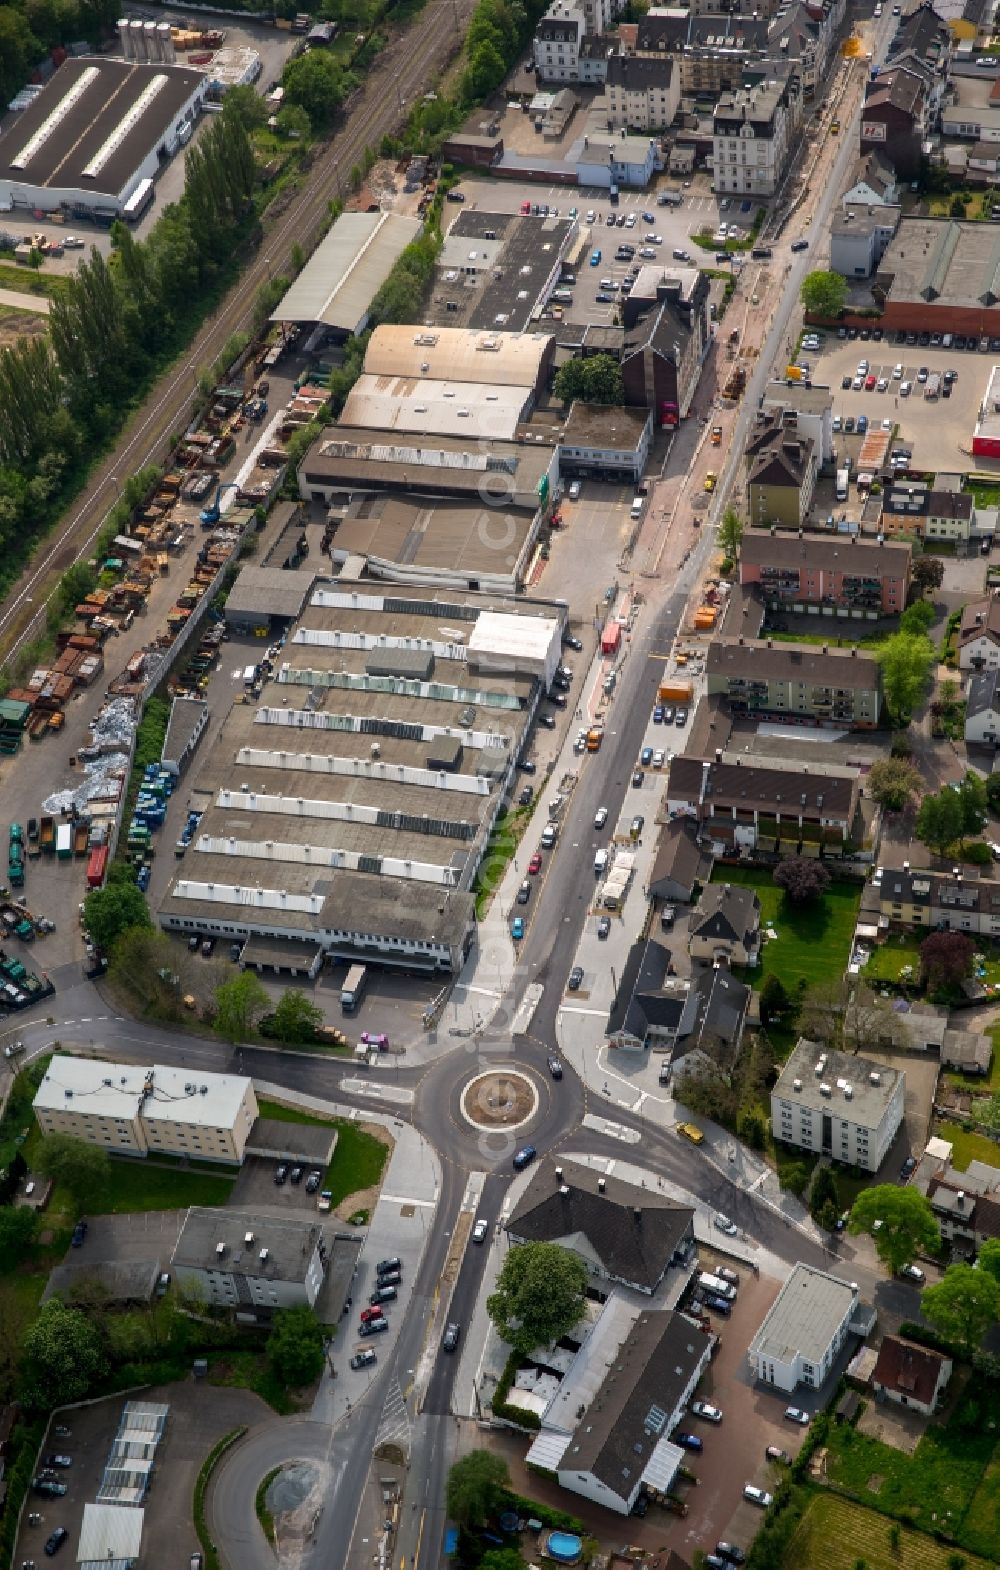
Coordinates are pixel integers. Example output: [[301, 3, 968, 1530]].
[[0, 105, 255, 601]]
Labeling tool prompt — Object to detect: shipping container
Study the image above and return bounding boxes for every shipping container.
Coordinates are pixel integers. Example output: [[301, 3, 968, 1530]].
[[56, 824, 73, 858], [87, 845, 109, 889]]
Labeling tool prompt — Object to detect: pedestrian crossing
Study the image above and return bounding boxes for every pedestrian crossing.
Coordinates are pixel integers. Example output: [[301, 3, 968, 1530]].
[[374, 1373, 412, 1455]]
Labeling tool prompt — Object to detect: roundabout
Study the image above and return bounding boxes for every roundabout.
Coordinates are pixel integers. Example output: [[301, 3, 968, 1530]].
[[460, 1067, 538, 1132]]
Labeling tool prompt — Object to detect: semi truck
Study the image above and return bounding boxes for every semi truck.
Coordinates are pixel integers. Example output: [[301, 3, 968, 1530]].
[[340, 964, 368, 1014]]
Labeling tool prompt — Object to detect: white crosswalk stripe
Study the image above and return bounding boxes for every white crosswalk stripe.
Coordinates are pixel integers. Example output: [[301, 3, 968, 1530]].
[[374, 1374, 412, 1454]]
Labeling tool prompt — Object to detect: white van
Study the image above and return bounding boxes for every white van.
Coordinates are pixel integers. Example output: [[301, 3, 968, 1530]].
[[630, 496, 645, 520], [697, 1272, 737, 1300], [568, 480, 581, 501], [594, 848, 609, 875]]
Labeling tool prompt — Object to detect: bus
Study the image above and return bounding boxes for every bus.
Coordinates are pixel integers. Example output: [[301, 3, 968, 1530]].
[[122, 178, 154, 225]]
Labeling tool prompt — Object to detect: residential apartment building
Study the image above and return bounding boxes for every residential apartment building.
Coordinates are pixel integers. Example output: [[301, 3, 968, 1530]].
[[33, 1056, 259, 1165], [842, 150, 899, 207], [712, 77, 794, 197], [621, 267, 711, 422], [965, 668, 1000, 745], [958, 597, 1000, 669], [605, 54, 679, 129], [772, 1038, 905, 1173], [665, 752, 862, 854], [748, 1264, 863, 1392], [576, 130, 663, 188], [559, 402, 653, 482], [632, 10, 770, 96], [878, 866, 1000, 940], [830, 203, 901, 279], [739, 529, 911, 616], [745, 410, 818, 528], [761, 381, 834, 465], [878, 484, 976, 543], [926, 1173, 1000, 1254], [861, 67, 928, 181], [533, 4, 613, 81], [171, 1208, 328, 1318], [706, 637, 882, 728]]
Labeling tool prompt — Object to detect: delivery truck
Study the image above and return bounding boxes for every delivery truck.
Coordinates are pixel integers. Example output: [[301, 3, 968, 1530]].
[[340, 964, 368, 1014]]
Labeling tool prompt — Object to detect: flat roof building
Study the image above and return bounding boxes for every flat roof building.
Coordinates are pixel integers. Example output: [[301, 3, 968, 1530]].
[[772, 1038, 905, 1172], [269, 211, 422, 337], [0, 55, 207, 216], [171, 1207, 327, 1318], [874, 217, 1000, 332], [429, 209, 575, 331], [748, 1263, 861, 1393], [559, 401, 653, 481], [157, 583, 564, 973], [33, 1056, 259, 1164]]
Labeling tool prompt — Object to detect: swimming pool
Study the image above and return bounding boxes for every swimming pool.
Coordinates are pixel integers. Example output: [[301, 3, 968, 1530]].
[[546, 1532, 582, 1563]]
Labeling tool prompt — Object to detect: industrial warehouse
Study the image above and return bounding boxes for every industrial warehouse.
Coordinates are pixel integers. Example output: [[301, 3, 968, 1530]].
[[0, 53, 207, 218], [268, 211, 424, 339], [156, 580, 566, 973]]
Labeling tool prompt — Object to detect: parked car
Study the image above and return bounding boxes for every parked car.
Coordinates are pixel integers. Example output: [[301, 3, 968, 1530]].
[[71, 1220, 87, 1247], [472, 1218, 489, 1244], [900, 1263, 925, 1282], [714, 1214, 738, 1235], [360, 1307, 385, 1325], [705, 1295, 732, 1316], [370, 1286, 397, 1304], [305, 1170, 323, 1194], [44, 1529, 69, 1556], [528, 852, 542, 875], [377, 1257, 401, 1276], [597, 916, 611, 939], [691, 1401, 723, 1422], [358, 1317, 389, 1337], [743, 1485, 772, 1507], [44, 1456, 72, 1469], [717, 1266, 740, 1286], [511, 917, 525, 940], [516, 881, 531, 905], [33, 1482, 67, 1499], [594, 806, 608, 829], [673, 1432, 703, 1451], [518, 785, 533, 807], [567, 966, 584, 990], [350, 1349, 377, 1370], [784, 1407, 810, 1425], [765, 1446, 789, 1463], [289, 1166, 303, 1185], [717, 1543, 746, 1564]]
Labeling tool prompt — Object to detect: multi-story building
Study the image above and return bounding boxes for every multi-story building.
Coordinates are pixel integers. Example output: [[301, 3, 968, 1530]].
[[761, 382, 834, 464], [739, 529, 911, 615], [634, 10, 770, 95], [706, 637, 882, 728], [748, 1264, 864, 1392], [958, 597, 1000, 669], [830, 203, 901, 280], [861, 67, 928, 182], [871, 1337, 953, 1418], [878, 484, 976, 544], [534, 5, 588, 81], [712, 77, 794, 197], [771, 1039, 905, 1173], [605, 54, 680, 130], [575, 130, 663, 189], [171, 1208, 327, 1319], [621, 267, 711, 423], [33, 1056, 259, 1164], [745, 410, 818, 529], [877, 866, 1000, 940], [559, 402, 653, 482], [665, 752, 862, 854], [965, 668, 1000, 746]]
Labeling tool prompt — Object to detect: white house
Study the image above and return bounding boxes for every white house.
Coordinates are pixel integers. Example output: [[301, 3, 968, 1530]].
[[771, 1038, 905, 1172], [871, 1335, 952, 1417], [842, 150, 899, 207], [171, 1208, 328, 1319], [747, 1263, 864, 1393], [965, 667, 1000, 745], [958, 598, 1000, 670]]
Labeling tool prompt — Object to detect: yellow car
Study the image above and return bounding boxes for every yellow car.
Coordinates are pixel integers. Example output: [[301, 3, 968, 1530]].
[[676, 1121, 705, 1145], [704, 472, 717, 493]]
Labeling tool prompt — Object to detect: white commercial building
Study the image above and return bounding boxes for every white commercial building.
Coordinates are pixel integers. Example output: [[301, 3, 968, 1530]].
[[171, 1207, 327, 1317], [771, 1039, 905, 1173], [747, 1263, 862, 1393], [33, 1055, 259, 1164]]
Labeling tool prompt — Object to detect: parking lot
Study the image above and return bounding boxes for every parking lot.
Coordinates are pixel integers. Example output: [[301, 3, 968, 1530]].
[[228, 1154, 333, 1216], [16, 1381, 267, 1570], [801, 331, 996, 474]]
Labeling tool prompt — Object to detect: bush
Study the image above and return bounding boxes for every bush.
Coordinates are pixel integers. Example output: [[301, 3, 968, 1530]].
[[964, 841, 992, 866]]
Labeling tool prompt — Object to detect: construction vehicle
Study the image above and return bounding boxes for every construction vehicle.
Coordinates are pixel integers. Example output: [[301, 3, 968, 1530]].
[[199, 481, 240, 527]]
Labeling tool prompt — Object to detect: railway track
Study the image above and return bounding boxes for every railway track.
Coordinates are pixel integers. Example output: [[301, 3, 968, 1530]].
[[0, 0, 474, 672]]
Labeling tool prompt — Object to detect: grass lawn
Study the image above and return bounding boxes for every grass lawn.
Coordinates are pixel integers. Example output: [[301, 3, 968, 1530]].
[[206, 1349, 300, 1415], [935, 1120, 1000, 1175], [710, 865, 861, 991], [0, 261, 69, 297], [822, 1394, 998, 1547], [256, 1098, 389, 1206], [785, 1491, 997, 1570], [863, 934, 923, 985], [93, 1158, 234, 1214], [472, 804, 534, 919]]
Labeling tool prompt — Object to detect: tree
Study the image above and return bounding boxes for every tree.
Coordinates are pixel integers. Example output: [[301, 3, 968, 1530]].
[[921, 1262, 1000, 1356], [221, 84, 269, 131], [267, 1305, 326, 1386], [446, 1451, 510, 1528], [282, 48, 348, 126], [956, 771, 987, 839], [267, 989, 325, 1043], [480, 1552, 527, 1570], [736, 1105, 767, 1149], [0, 1205, 37, 1265], [718, 506, 744, 559], [987, 772, 1000, 818], [487, 1241, 588, 1354], [848, 1186, 940, 1275], [553, 354, 625, 406], [900, 600, 935, 637], [760, 972, 791, 1026], [83, 884, 150, 953], [276, 103, 311, 140], [809, 1164, 840, 1229], [915, 788, 965, 857], [461, 37, 508, 101], [800, 270, 848, 318], [912, 555, 945, 595], [19, 1299, 108, 1410], [214, 970, 270, 1041], [867, 758, 924, 813], [876, 631, 934, 723], [773, 856, 831, 904], [34, 1134, 110, 1211], [919, 930, 975, 993]]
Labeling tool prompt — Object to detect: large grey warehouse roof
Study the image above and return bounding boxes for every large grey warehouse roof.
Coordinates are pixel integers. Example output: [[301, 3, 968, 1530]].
[[269, 211, 422, 331], [0, 56, 204, 198], [224, 566, 318, 620]]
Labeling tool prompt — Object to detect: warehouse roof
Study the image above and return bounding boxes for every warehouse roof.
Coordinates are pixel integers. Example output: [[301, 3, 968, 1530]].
[[362, 324, 552, 386], [339, 374, 531, 440], [224, 566, 318, 620], [326, 494, 536, 581], [561, 402, 651, 451], [77, 1503, 144, 1566], [301, 427, 551, 509], [876, 217, 1000, 309], [0, 56, 204, 199], [269, 211, 421, 331]]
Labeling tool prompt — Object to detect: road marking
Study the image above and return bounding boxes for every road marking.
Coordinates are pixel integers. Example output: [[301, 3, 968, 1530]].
[[558, 1005, 607, 1018], [380, 1193, 437, 1208], [462, 985, 500, 999]]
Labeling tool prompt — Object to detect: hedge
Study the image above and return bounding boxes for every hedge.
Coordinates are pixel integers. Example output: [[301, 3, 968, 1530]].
[[193, 1426, 248, 1570]]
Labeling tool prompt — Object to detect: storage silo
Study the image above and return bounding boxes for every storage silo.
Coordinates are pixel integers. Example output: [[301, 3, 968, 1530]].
[[144, 20, 158, 57], [118, 18, 132, 58], [158, 23, 176, 63], [130, 18, 146, 59]]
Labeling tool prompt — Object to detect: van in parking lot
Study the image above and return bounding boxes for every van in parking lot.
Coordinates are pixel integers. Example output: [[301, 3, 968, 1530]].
[[630, 496, 644, 520], [697, 1272, 737, 1300]]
